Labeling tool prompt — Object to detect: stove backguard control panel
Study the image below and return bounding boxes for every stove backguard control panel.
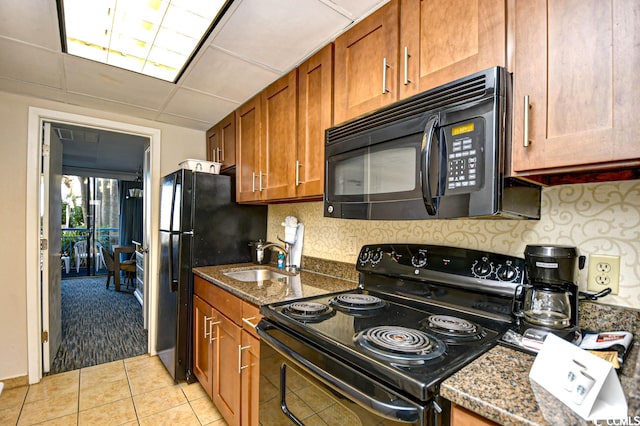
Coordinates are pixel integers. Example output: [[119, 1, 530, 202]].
[[357, 244, 526, 297]]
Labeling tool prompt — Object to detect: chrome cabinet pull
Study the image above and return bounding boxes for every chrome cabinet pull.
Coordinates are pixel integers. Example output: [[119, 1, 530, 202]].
[[523, 95, 531, 148], [251, 172, 256, 192], [203, 316, 212, 339], [209, 320, 221, 344], [238, 344, 252, 373], [382, 58, 391, 94], [403, 47, 411, 85], [259, 172, 264, 192], [242, 316, 257, 329], [295, 161, 301, 186]]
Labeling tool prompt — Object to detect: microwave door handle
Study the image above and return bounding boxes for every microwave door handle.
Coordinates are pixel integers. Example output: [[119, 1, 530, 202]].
[[421, 116, 439, 215]]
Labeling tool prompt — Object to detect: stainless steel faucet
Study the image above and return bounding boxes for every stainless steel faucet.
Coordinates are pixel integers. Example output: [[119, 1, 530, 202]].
[[257, 241, 289, 264], [256, 240, 299, 272]]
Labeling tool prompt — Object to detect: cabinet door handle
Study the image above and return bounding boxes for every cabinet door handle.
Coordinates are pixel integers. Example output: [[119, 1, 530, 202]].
[[295, 161, 301, 186], [251, 172, 256, 192], [216, 147, 222, 163], [242, 316, 258, 329], [382, 57, 391, 94], [209, 320, 221, 344], [403, 47, 411, 85], [203, 316, 212, 339], [259, 172, 264, 192], [523, 95, 531, 148], [238, 344, 252, 373]]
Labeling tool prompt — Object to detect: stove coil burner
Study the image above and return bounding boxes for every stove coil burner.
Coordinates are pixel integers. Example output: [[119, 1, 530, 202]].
[[355, 326, 445, 365], [329, 294, 387, 314], [282, 301, 334, 322], [422, 315, 485, 342]]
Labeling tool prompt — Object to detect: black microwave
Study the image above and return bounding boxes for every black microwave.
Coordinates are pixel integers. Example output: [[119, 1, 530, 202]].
[[324, 67, 541, 221]]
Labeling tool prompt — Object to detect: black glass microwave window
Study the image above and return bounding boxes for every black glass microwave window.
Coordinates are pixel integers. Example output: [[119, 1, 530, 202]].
[[328, 134, 420, 200], [443, 117, 484, 195]]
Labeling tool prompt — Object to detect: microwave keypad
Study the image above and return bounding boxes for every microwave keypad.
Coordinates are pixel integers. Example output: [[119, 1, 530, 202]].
[[446, 129, 482, 193]]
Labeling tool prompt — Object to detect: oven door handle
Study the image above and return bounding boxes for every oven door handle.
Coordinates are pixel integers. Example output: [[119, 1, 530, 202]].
[[420, 115, 439, 216], [261, 328, 421, 423]]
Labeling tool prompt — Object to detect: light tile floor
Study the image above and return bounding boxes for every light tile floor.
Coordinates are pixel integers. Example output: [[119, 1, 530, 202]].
[[0, 355, 229, 425]]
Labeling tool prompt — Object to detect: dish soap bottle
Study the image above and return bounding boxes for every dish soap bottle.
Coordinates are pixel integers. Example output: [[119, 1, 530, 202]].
[[277, 252, 285, 269]]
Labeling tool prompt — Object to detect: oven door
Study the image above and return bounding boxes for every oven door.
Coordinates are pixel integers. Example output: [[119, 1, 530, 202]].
[[257, 320, 446, 426]]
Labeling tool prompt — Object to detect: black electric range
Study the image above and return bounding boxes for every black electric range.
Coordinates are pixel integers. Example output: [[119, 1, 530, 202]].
[[257, 244, 525, 425]]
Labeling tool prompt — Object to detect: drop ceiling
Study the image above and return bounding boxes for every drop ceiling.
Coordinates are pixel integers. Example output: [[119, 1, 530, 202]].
[[52, 122, 147, 181], [0, 0, 389, 131]]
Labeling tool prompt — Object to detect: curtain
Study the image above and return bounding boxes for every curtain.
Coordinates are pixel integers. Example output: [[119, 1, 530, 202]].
[[119, 180, 143, 260]]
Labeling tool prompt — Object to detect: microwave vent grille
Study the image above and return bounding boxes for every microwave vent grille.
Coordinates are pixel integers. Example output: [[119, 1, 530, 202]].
[[327, 74, 490, 142]]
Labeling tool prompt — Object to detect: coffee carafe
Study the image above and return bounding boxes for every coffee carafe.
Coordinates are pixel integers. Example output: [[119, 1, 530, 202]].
[[513, 245, 585, 345]]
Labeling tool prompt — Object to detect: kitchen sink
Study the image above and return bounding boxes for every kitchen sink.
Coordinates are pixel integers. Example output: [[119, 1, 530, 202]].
[[223, 268, 289, 282]]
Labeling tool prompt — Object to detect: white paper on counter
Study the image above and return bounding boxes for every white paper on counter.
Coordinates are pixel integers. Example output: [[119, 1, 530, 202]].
[[529, 333, 627, 422]]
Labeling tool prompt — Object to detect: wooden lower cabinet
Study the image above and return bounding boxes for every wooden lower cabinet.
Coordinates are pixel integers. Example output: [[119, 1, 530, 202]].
[[214, 312, 242, 425], [193, 276, 262, 426], [451, 403, 498, 426], [193, 295, 214, 399], [240, 330, 260, 426]]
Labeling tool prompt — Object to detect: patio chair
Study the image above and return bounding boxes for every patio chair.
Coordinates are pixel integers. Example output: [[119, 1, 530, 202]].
[[101, 246, 136, 290], [73, 240, 106, 273]]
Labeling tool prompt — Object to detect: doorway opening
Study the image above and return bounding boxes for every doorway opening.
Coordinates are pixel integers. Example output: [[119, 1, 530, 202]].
[[27, 106, 161, 384], [44, 122, 149, 375]]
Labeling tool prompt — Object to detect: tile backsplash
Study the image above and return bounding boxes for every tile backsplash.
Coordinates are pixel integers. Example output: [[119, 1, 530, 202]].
[[267, 180, 640, 309]]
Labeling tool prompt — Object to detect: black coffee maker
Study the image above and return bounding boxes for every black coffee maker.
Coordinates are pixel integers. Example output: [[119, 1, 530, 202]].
[[512, 245, 585, 349]]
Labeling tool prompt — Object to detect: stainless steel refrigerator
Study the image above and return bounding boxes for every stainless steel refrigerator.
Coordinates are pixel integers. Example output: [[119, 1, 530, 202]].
[[156, 169, 267, 382]]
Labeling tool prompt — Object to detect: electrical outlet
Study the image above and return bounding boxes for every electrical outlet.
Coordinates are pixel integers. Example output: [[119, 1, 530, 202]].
[[347, 236, 358, 256], [587, 254, 620, 295]]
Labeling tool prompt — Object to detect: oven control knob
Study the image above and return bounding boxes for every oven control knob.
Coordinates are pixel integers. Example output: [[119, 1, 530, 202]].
[[358, 248, 371, 265], [370, 248, 383, 266], [472, 257, 493, 278], [411, 250, 428, 268], [496, 261, 520, 282]]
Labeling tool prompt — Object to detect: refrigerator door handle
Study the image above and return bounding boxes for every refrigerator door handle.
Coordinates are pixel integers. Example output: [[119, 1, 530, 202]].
[[168, 233, 179, 293]]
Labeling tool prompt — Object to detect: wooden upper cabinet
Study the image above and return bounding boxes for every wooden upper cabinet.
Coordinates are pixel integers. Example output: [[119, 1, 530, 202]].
[[261, 70, 298, 200], [206, 112, 236, 171], [334, 0, 400, 124], [236, 95, 262, 203], [511, 0, 640, 176], [296, 44, 333, 199], [399, 0, 506, 99]]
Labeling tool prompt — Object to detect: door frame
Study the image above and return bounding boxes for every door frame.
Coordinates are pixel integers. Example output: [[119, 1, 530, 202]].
[[26, 107, 161, 384]]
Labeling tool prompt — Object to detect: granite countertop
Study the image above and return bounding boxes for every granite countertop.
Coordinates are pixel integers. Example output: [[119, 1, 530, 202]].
[[192, 262, 358, 306], [442, 303, 640, 425]]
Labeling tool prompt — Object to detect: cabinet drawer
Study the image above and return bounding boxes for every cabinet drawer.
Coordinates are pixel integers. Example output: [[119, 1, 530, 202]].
[[194, 276, 242, 325], [241, 301, 262, 339]]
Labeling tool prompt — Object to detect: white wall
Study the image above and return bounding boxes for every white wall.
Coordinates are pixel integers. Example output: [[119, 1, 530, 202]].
[[0, 91, 205, 382]]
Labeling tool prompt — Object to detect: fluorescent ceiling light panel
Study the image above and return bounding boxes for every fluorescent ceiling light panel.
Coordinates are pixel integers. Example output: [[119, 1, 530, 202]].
[[62, 0, 226, 82]]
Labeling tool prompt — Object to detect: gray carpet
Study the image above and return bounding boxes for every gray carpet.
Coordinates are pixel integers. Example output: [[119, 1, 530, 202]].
[[48, 276, 148, 375]]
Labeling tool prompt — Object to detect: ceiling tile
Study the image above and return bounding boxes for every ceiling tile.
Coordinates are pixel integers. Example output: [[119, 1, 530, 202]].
[[0, 78, 68, 103], [65, 92, 162, 122], [163, 88, 239, 124], [0, 38, 65, 88], [181, 46, 280, 102], [0, 0, 61, 51], [213, 0, 352, 72], [322, 0, 389, 19], [64, 55, 175, 110], [155, 113, 212, 131]]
